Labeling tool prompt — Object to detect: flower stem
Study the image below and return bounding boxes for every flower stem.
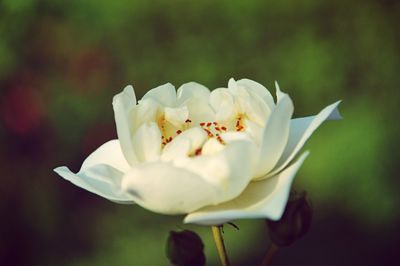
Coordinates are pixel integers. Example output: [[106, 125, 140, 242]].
[[261, 243, 279, 266], [211, 225, 230, 266]]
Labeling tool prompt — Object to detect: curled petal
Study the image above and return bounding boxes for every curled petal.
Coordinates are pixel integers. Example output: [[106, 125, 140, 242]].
[[267, 101, 342, 178], [162, 127, 208, 161], [237, 78, 275, 111], [134, 97, 159, 129], [54, 139, 133, 202], [142, 83, 176, 107], [184, 151, 309, 225], [165, 106, 189, 128], [176, 82, 210, 105], [210, 88, 236, 122], [179, 140, 257, 204], [254, 92, 294, 178], [55, 164, 134, 203], [133, 122, 162, 162], [230, 78, 271, 125], [121, 162, 221, 214], [112, 85, 138, 165], [81, 139, 131, 173]]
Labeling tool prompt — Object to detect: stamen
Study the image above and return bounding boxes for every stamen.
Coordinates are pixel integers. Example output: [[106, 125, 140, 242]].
[[195, 148, 202, 156], [200, 122, 206, 126], [206, 122, 212, 127], [216, 135, 225, 144], [221, 126, 227, 131], [176, 130, 182, 135], [185, 119, 192, 123]]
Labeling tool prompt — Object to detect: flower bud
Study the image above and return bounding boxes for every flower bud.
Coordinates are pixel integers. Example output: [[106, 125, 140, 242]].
[[166, 230, 206, 266], [266, 191, 312, 247]]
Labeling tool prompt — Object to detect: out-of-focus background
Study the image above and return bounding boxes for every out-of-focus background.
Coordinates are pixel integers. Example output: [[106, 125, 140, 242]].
[[0, 0, 399, 265]]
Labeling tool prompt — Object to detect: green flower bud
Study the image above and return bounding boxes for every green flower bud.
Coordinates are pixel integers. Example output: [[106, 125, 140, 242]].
[[166, 230, 206, 266], [266, 191, 312, 247]]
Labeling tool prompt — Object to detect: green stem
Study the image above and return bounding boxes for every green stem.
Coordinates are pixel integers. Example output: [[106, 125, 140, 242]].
[[211, 225, 230, 266], [261, 244, 279, 266]]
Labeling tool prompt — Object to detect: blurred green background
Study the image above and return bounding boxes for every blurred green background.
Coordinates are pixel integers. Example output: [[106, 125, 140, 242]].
[[0, 0, 399, 265]]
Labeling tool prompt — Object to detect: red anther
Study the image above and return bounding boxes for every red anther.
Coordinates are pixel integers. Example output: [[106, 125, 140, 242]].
[[200, 122, 206, 126], [215, 127, 221, 131], [185, 119, 192, 123], [216, 135, 225, 144], [221, 126, 227, 131], [206, 122, 212, 127], [195, 148, 202, 156], [176, 130, 182, 134], [162, 136, 165, 139], [213, 122, 218, 125], [236, 120, 240, 127]]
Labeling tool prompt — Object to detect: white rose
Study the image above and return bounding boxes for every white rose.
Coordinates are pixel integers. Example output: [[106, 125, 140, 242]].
[[54, 78, 341, 225]]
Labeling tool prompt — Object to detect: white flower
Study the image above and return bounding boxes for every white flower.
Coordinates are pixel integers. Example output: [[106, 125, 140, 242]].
[[54, 78, 341, 225]]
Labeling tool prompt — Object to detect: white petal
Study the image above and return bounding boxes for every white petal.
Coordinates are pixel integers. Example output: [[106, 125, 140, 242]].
[[161, 127, 208, 161], [268, 101, 342, 177], [54, 164, 134, 203], [184, 97, 215, 125], [134, 97, 160, 129], [219, 131, 253, 143], [254, 93, 294, 178], [176, 82, 210, 105], [275, 81, 286, 102], [133, 122, 162, 162], [237, 78, 275, 110], [142, 83, 176, 107], [243, 119, 264, 145], [121, 162, 221, 214], [81, 139, 131, 173], [179, 140, 257, 204], [112, 85, 138, 165], [183, 151, 309, 225], [201, 138, 225, 156], [165, 106, 189, 128], [210, 88, 236, 122]]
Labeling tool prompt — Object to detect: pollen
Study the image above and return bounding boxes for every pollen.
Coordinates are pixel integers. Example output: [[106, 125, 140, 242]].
[[195, 148, 202, 156]]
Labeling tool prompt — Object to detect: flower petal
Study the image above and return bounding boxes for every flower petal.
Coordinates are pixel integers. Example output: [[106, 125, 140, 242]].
[[165, 106, 189, 128], [54, 164, 134, 203], [237, 78, 275, 111], [267, 101, 342, 177], [176, 82, 210, 105], [210, 88, 236, 123], [81, 139, 131, 173], [133, 122, 162, 162], [178, 140, 257, 204], [142, 83, 176, 107], [134, 97, 160, 129], [254, 92, 294, 178], [161, 127, 208, 161], [183, 151, 309, 225], [112, 85, 138, 166], [228, 79, 270, 126], [121, 162, 221, 214]]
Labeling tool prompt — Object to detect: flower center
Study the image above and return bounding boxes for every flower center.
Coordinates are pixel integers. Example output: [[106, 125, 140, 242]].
[[160, 115, 247, 156]]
